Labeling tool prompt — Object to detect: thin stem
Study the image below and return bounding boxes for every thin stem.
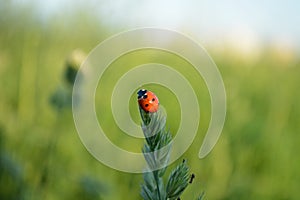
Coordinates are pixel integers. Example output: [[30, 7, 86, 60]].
[[153, 170, 162, 200]]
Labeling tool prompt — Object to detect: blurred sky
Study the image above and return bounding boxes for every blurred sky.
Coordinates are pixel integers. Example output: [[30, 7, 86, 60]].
[[10, 0, 300, 50]]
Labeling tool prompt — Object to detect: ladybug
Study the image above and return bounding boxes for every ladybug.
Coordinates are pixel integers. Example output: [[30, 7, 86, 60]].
[[137, 89, 159, 113]]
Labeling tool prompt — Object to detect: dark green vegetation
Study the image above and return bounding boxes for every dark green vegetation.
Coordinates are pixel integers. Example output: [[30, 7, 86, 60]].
[[139, 107, 202, 200], [0, 2, 300, 200]]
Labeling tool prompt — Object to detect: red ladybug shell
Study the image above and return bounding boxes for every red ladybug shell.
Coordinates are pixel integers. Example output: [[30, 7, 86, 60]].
[[137, 89, 159, 113]]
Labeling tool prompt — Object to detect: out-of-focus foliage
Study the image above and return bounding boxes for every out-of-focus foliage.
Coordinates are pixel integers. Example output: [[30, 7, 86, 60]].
[[0, 1, 300, 200]]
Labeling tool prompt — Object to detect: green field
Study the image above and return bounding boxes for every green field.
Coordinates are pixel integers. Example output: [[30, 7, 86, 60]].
[[1, 2, 300, 200]]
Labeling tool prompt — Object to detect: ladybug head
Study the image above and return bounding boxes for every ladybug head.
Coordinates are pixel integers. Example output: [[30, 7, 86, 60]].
[[137, 89, 147, 99]]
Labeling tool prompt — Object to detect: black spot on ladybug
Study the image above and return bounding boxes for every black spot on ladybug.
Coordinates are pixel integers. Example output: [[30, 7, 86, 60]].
[[145, 104, 149, 107], [152, 98, 155, 101], [143, 94, 148, 99]]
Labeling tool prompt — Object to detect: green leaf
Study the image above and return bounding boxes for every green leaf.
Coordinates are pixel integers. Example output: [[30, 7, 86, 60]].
[[166, 160, 190, 200], [141, 172, 158, 200], [196, 192, 205, 200]]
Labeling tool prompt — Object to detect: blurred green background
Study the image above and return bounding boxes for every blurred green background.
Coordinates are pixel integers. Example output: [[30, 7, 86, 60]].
[[0, 1, 300, 199]]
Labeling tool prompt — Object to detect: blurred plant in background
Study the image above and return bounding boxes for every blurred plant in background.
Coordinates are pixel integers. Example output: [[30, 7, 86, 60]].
[[71, 175, 108, 200], [35, 49, 87, 198], [50, 49, 86, 111], [0, 1, 300, 200], [45, 49, 107, 200], [0, 125, 25, 199]]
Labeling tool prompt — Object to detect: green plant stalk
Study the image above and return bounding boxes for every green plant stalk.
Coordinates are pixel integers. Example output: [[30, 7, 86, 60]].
[[139, 102, 203, 200], [153, 170, 161, 200]]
